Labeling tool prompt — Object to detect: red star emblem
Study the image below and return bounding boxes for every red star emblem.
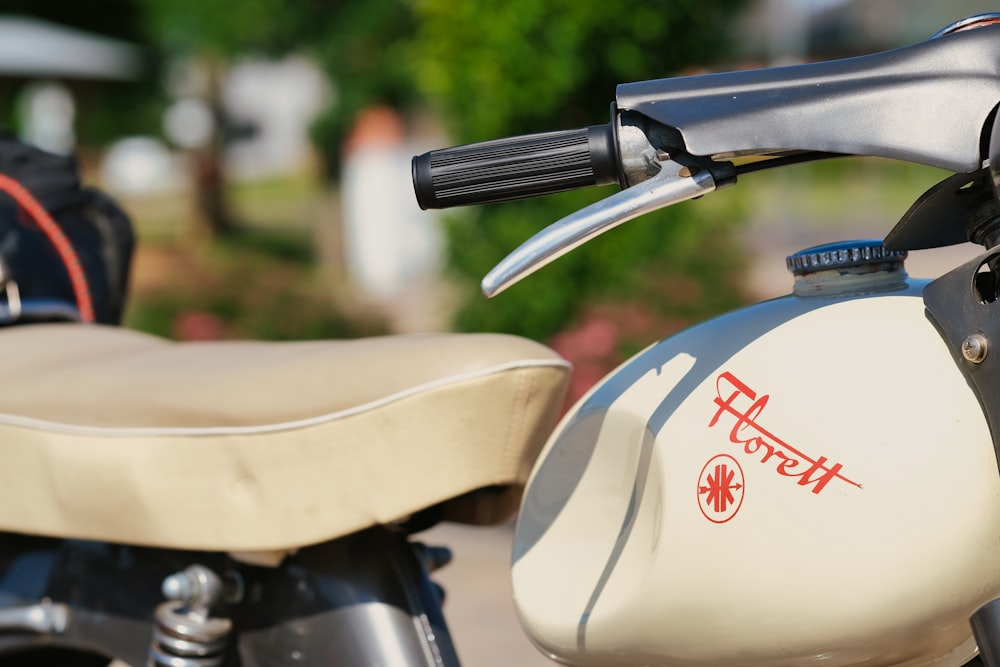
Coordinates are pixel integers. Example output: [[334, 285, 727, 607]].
[[698, 454, 744, 523]]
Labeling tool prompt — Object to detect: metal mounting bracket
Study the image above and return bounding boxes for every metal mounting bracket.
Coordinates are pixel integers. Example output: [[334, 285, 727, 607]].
[[924, 246, 1000, 466]]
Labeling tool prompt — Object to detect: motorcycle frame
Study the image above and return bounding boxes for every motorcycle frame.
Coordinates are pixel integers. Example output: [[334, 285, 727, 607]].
[[0, 525, 460, 666]]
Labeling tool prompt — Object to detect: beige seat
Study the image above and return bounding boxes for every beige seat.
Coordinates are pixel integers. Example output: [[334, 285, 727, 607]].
[[0, 323, 570, 552]]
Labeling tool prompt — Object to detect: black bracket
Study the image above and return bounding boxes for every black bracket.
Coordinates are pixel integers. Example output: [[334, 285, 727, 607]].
[[884, 170, 998, 252], [924, 246, 1000, 465]]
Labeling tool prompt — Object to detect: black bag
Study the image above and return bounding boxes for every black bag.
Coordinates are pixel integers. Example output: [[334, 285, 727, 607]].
[[0, 133, 134, 325]]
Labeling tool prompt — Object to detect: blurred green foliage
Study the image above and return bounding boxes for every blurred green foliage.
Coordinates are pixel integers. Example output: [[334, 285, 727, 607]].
[[141, 0, 291, 55], [134, 0, 752, 341], [406, 0, 750, 341], [139, 0, 420, 177], [125, 233, 387, 341], [297, 0, 420, 178], [409, 1, 743, 140], [444, 188, 748, 342]]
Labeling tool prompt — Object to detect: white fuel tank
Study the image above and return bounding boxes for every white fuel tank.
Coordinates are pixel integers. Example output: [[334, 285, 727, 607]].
[[512, 241, 1000, 667]]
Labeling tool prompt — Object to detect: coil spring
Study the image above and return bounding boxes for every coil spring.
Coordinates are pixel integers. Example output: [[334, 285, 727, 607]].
[[148, 601, 232, 667]]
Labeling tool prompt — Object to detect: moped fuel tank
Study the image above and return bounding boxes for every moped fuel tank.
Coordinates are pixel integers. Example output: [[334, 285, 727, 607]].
[[512, 241, 1000, 667]]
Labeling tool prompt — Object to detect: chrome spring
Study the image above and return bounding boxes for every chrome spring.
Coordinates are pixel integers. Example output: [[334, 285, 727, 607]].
[[147, 600, 232, 667]]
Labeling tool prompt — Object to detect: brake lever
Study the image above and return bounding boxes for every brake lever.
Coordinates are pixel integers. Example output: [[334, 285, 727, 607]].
[[481, 156, 719, 297]]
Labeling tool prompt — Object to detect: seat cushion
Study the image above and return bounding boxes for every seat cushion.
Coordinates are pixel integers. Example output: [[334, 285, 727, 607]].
[[0, 324, 570, 551]]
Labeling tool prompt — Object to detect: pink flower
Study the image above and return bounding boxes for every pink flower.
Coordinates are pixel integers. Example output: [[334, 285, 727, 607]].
[[172, 311, 225, 341]]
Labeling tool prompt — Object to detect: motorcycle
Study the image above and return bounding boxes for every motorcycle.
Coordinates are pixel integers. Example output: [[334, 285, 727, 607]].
[[2, 11, 1000, 667], [410, 11, 1000, 667]]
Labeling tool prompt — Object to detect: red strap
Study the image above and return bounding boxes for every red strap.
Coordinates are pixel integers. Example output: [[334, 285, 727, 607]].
[[0, 173, 94, 323]]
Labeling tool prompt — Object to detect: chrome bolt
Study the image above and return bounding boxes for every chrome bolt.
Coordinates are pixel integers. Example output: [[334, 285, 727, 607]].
[[161, 564, 224, 610], [161, 572, 195, 601], [962, 333, 989, 363]]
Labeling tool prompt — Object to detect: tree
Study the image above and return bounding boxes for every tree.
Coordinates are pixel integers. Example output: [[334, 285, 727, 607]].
[[299, 0, 420, 178], [406, 0, 751, 346], [137, 0, 281, 234], [137, 0, 422, 230]]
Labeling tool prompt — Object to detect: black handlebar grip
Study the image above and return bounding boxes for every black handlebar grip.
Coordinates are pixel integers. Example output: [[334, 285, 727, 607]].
[[412, 124, 620, 210]]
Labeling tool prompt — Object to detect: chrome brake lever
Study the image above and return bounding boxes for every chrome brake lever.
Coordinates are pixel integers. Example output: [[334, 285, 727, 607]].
[[481, 157, 717, 297]]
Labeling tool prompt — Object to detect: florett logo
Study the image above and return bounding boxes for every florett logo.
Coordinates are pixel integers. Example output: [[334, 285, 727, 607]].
[[708, 371, 862, 495], [698, 454, 744, 523]]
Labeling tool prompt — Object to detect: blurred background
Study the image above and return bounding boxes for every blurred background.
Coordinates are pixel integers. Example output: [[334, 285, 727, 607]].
[[2, 1, 998, 664], [3, 0, 995, 381]]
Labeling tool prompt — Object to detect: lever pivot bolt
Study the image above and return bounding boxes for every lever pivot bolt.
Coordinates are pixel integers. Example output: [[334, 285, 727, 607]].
[[962, 333, 989, 363]]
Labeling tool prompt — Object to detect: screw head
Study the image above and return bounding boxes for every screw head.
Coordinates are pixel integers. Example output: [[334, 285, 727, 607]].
[[962, 334, 989, 363], [161, 572, 194, 601]]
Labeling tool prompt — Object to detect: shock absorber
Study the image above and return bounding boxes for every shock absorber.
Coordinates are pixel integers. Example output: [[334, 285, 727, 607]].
[[148, 564, 234, 667]]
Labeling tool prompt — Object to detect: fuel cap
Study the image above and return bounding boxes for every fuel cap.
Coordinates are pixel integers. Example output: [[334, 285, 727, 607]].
[[787, 240, 908, 295]]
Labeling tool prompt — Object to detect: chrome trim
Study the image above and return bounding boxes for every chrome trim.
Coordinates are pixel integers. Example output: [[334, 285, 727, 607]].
[[481, 159, 716, 297], [0, 600, 68, 634], [932, 13, 1000, 38]]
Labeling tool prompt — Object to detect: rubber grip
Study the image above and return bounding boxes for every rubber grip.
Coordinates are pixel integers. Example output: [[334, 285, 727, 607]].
[[412, 125, 619, 210]]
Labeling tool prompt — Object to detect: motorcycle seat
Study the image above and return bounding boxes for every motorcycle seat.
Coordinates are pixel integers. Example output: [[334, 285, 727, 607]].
[[0, 323, 570, 552]]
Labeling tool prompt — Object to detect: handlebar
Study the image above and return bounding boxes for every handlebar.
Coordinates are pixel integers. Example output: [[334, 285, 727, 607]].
[[412, 125, 620, 210], [411, 16, 1000, 296]]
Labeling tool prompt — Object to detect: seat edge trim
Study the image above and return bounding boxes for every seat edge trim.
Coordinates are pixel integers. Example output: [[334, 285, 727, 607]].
[[0, 358, 571, 438]]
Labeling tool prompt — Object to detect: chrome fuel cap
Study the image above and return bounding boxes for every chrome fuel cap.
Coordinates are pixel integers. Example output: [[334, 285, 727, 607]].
[[787, 240, 908, 296]]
